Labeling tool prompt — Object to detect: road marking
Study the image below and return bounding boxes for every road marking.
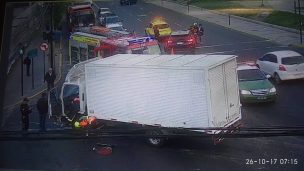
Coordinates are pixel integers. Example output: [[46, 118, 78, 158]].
[[174, 23, 182, 27], [137, 18, 143, 22], [138, 14, 147, 17], [204, 40, 272, 48]]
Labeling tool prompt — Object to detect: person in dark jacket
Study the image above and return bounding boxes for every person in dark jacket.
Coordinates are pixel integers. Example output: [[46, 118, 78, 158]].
[[37, 93, 48, 131], [44, 68, 56, 91], [198, 23, 204, 42], [20, 97, 32, 131], [153, 26, 160, 40], [23, 56, 31, 76]]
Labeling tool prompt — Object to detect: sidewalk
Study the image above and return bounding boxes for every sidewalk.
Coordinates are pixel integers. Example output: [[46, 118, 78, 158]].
[[1, 7, 66, 129], [147, 0, 302, 46]]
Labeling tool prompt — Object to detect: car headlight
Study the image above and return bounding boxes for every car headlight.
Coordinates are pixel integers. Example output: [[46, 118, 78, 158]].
[[269, 87, 276, 93], [241, 90, 251, 95]]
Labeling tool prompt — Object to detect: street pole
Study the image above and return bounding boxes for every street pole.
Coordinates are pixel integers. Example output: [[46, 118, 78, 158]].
[[32, 57, 34, 89], [50, 2, 54, 69], [261, 0, 264, 7], [298, 0, 303, 44], [43, 51, 45, 78], [229, 14, 231, 26], [20, 48, 24, 96]]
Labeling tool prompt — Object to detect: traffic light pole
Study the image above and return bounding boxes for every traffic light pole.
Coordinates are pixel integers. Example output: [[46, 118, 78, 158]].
[[20, 49, 24, 96]]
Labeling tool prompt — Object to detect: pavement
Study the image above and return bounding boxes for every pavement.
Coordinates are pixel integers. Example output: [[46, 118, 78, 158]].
[[1, 3, 68, 131], [146, 0, 302, 46]]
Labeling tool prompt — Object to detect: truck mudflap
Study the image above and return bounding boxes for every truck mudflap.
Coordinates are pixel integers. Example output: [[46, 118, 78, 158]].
[[212, 120, 243, 145]]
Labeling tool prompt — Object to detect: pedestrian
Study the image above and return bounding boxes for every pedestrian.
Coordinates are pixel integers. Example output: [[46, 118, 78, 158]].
[[20, 97, 32, 131], [153, 26, 160, 40], [23, 56, 31, 76], [44, 68, 56, 91], [198, 23, 204, 42], [37, 93, 48, 131]]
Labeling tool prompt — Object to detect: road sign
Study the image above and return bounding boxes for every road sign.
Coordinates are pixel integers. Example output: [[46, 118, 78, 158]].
[[27, 48, 38, 58], [40, 42, 49, 51]]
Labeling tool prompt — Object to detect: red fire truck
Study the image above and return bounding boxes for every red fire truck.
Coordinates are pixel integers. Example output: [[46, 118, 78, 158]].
[[67, 4, 95, 32]]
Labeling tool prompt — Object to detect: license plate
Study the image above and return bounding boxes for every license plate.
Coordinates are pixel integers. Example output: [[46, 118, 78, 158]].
[[257, 97, 266, 100], [177, 42, 184, 45]]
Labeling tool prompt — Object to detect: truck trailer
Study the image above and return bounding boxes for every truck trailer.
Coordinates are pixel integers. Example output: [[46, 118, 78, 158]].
[[49, 54, 242, 146]]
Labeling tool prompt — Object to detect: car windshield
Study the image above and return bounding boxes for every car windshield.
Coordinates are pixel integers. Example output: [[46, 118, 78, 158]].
[[238, 69, 266, 81], [281, 56, 304, 65], [106, 16, 120, 24], [155, 24, 169, 29]]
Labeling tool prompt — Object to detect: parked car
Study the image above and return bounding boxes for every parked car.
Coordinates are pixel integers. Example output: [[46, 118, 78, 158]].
[[164, 30, 197, 54], [100, 13, 123, 28], [256, 50, 304, 84], [120, 0, 137, 5], [98, 8, 110, 15], [237, 63, 277, 103]]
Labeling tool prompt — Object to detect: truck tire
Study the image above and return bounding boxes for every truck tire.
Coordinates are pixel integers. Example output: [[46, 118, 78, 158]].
[[146, 130, 166, 147]]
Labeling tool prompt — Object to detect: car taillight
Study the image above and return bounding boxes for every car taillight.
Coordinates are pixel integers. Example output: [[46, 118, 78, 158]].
[[279, 64, 286, 71], [187, 38, 194, 42], [167, 39, 173, 44]]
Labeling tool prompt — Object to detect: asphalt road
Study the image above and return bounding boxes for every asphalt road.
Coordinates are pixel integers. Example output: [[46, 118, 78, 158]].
[[1, 1, 304, 171]]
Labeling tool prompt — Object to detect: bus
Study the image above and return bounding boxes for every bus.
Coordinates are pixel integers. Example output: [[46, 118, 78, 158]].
[[67, 4, 95, 32]]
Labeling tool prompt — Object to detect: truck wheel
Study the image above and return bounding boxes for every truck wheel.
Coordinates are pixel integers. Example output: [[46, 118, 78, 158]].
[[146, 130, 165, 147]]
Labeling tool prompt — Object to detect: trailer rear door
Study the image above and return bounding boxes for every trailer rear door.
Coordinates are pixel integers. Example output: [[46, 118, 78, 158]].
[[224, 59, 240, 122], [209, 64, 227, 127]]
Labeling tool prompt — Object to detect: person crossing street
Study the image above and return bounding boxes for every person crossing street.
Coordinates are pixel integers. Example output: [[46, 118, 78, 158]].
[[23, 56, 31, 76], [44, 68, 56, 91], [20, 97, 32, 131], [37, 93, 48, 131]]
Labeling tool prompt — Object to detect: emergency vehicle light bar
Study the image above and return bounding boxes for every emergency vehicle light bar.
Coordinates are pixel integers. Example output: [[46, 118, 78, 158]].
[[127, 37, 154, 45]]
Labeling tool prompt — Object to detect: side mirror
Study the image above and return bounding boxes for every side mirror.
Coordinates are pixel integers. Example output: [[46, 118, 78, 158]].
[[266, 74, 271, 79]]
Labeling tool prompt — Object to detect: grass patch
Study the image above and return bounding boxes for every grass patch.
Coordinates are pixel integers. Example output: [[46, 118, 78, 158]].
[[191, 0, 243, 10], [186, 0, 303, 30], [264, 11, 303, 30]]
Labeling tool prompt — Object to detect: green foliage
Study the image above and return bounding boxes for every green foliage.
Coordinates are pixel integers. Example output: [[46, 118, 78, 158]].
[[265, 11, 304, 30]]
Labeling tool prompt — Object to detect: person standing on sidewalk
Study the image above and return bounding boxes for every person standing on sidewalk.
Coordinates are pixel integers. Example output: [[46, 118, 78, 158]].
[[37, 93, 48, 131], [20, 97, 32, 131], [23, 56, 31, 76], [44, 68, 56, 91]]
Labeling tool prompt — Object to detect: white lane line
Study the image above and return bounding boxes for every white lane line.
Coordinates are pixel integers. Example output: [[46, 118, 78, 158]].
[[175, 23, 182, 27], [138, 14, 147, 17], [203, 40, 272, 48], [137, 18, 143, 22]]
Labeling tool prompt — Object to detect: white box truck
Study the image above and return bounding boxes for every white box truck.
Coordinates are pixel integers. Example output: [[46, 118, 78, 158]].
[[49, 54, 241, 146]]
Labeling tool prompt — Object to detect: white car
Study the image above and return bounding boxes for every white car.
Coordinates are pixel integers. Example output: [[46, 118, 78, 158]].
[[98, 8, 110, 15], [256, 50, 304, 83]]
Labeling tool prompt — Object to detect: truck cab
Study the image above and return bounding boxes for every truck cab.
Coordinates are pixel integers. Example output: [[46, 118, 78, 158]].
[[48, 58, 99, 125]]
